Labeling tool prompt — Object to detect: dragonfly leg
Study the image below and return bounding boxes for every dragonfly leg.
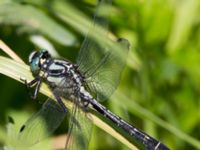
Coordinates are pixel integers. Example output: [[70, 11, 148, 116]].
[[53, 91, 68, 113], [31, 79, 42, 100], [20, 77, 41, 100]]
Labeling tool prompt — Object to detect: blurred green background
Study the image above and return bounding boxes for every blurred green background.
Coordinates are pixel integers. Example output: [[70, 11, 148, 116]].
[[0, 0, 200, 149]]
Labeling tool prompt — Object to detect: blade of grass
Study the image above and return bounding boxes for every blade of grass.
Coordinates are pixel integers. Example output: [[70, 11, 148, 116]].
[[0, 2, 76, 46], [0, 40, 25, 64]]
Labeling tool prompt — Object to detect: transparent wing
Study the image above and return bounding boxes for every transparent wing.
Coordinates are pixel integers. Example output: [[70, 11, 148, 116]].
[[76, 0, 111, 73], [76, 0, 130, 101], [18, 96, 92, 150], [17, 99, 67, 146], [82, 39, 129, 101], [65, 99, 93, 150]]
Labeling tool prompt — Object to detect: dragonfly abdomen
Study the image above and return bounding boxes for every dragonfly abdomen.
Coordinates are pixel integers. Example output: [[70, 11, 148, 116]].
[[84, 97, 169, 150]]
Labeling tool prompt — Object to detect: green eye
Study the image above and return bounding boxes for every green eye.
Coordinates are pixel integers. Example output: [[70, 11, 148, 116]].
[[30, 58, 40, 75], [28, 51, 37, 63]]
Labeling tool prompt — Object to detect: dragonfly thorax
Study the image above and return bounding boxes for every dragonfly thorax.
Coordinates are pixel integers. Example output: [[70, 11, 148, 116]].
[[28, 50, 90, 103]]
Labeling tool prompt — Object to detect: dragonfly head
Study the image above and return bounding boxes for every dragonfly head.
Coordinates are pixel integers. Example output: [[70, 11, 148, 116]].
[[28, 50, 51, 76]]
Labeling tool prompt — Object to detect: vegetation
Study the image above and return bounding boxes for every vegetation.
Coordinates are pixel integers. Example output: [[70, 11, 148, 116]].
[[0, 0, 200, 149]]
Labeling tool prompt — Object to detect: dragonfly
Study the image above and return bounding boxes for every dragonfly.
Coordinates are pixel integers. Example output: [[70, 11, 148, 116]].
[[18, 0, 170, 150]]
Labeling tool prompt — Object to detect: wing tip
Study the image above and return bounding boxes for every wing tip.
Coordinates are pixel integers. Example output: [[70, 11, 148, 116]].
[[117, 38, 130, 49]]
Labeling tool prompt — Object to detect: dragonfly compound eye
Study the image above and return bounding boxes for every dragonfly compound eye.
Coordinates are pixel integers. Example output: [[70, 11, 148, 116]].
[[28, 50, 43, 75], [29, 51, 38, 63], [30, 57, 40, 75]]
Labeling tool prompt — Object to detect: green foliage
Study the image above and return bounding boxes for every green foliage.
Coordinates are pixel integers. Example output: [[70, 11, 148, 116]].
[[0, 0, 76, 46], [0, 0, 200, 150]]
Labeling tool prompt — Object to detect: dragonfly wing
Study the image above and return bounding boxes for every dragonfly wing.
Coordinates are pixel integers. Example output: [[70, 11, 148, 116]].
[[86, 38, 130, 101], [65, 100, 92, 150], [76, 0, 111, 74], [17, 99, 67, 146], [76, 0, 129, 101]]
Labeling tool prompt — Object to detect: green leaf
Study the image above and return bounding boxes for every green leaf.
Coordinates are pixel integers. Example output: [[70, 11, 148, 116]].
[[0, 2, 76, 46], [166, 0, 199, 54]]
